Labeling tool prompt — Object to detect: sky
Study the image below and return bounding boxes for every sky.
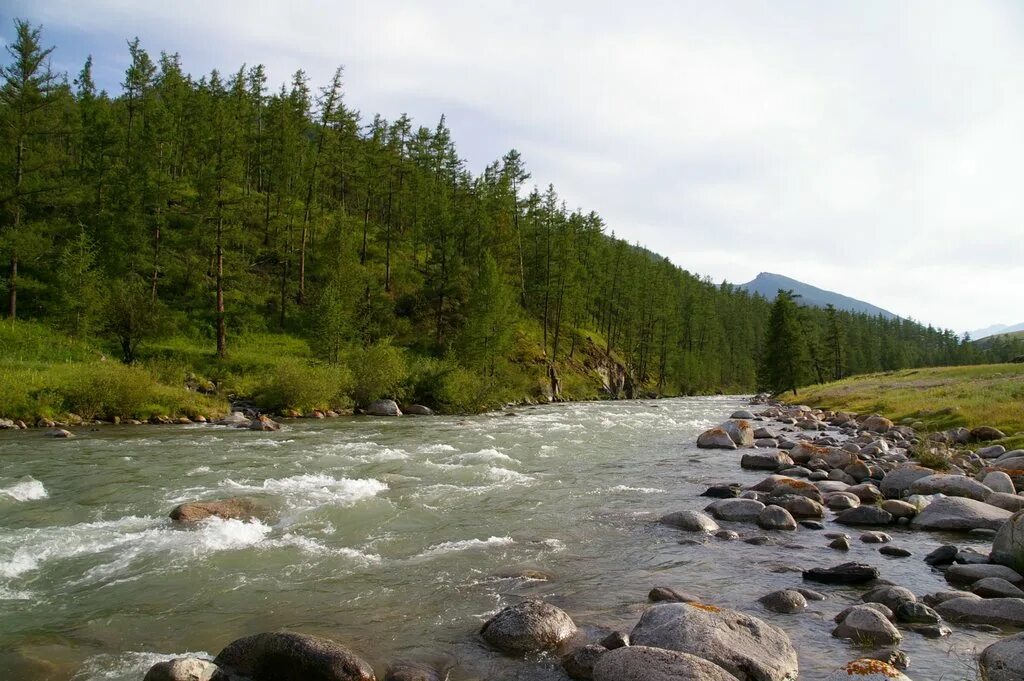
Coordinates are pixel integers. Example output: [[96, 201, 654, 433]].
[[3, 0, 1022, 332]]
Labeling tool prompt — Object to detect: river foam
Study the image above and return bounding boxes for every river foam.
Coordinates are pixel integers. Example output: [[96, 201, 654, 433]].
[[0, 476, 48, 502]]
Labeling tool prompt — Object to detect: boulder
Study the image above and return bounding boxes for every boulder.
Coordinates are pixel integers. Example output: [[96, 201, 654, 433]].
[[935, 597, 1024, 626], [992, 510, 1024, 573], [894, 601, 940, 624], [862, 585, 916, 611], [741, 452, 794, 470], [660, 511, 720, 533], [972, 577, 1024, 599], [365, 399, 402, 417], [402, 404, 434, 416], [979, 632, 1024, 681], [479, 599, 577, 653], [987, 493, 1024, 513], [628, 603, 798, 681], [946, 563, 1023, 587], [599, 631, 629, 649], [832, 606, 902, 645], [697, 427, 737, 450], [822, 659, 911, 681], [835, 506, 893, 526], [44, 428, 74, 438], [771, 478, 824, 502], [592, 646, 736, 681], [249, 415, 281, 431], [863, 415, 894, 433], [774, 495, 825, 519], [803, 562, 879, 584], [758, 589, 807, 614], [562, 645, 605, 680], [169, 497, 267, 524], [731, 410, 756, 420], [213, 632, 375, 681], [757, 505, 797, 531], [972, 426, 1007, 441], [705, 498, 766, 522], [983, 472, 1016, 495], [909, 474, 992, 501], [860, 531, 892, 544], [880, 500, 918, 518], [847, 484, 884, 504], [879, 464, 934, 499], [721, 420, 755, 447], [649, 586, 701, 603], [701, 484, 742, 499], [826, 493, 860, 511], [218, 412, 250, 426], [143, 658, 218, 681], [978, 445, 1008, 459], [384, 662, 444, 681], [924, 544, 959, 566], [835, 603, 893, 622], [879, 546, 912, 558], [911, 496, 1012, 532]]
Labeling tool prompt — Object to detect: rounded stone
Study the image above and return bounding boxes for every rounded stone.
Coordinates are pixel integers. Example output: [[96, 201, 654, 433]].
[[480, 600, 577, 653]]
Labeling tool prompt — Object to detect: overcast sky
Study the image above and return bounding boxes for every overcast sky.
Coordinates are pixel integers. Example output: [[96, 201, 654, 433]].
[[4, 0, 1022, 332]]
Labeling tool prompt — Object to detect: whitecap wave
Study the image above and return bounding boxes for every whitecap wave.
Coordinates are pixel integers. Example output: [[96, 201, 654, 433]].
[[448, 448, 517, 465], [0, 476, 48, 502], [603, 485, 665, 494], [419, 443, 457, 453], [75, 650, 213, 681], [222, 474, 387, 508], [483, 466, 534, 484], [416, 536, 514, 558]]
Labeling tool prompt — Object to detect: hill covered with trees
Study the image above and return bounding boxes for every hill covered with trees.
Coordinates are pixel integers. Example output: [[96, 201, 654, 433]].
[[0, 21, 998, 419]]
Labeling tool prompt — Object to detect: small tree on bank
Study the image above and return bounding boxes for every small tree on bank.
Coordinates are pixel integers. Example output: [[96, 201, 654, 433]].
[[757, 290, 808, 395]]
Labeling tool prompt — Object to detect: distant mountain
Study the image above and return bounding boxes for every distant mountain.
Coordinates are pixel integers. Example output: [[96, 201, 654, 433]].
[[739, 272, 898, 319], [968, 322, 1024, 340]]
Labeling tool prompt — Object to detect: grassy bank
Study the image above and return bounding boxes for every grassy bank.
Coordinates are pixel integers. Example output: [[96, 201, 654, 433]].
[[795, 364, 1024, 448], [0, 320, 627, 423]]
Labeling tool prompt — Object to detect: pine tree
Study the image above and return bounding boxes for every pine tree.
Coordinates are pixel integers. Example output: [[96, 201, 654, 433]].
[[757, 290, 809, 395]]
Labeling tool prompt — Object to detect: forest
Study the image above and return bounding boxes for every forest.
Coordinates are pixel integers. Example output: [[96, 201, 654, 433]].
[[0, 20, 1010, 419]]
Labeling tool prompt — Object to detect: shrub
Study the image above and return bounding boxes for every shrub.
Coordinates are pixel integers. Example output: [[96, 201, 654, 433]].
[[348, 341, 408, 406], [256, 360, 352, 412]]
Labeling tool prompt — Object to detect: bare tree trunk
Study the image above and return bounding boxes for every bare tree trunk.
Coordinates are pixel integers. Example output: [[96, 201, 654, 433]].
[[216, 205, 226, 358]]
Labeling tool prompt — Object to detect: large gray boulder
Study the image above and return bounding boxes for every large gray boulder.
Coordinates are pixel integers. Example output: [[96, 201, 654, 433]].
[[698, 427, 738, 449], [213, 632, 375, 681], [628, 603, 798, 681], [909, 474, 993, 501], [661, 510, 720, 533], [945, 563, 1023, 586], [835, 506, 893, 526], [935, 597, 1024, 626], [992, 510, 1024, 573], [822, 660, 911, 681], [879, 464, 934, 499], [983, 472, 1016, 495], [987, 493, 1024, 513], [758, 589, 807, 614], [721, 419, 755, 447], [705, 498, 766, 522], [911, 496, 1012, 532], [144, 658, 218, 681], [480, 599, 577, 653], [979, 633, 1024, 681], [832, 606, 902, 645], [592, 646, 735, 681], [741, 452, 794, 470], [365, 399, 402, 416], [757, 505, 797, 531]]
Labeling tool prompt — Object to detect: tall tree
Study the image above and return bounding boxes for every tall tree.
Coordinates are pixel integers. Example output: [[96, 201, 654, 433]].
[[757, 290, 809, 395]]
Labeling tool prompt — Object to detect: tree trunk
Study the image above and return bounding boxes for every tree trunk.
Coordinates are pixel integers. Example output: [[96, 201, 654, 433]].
[[6, 253, 16, 320], [216, 208, 226, 358]]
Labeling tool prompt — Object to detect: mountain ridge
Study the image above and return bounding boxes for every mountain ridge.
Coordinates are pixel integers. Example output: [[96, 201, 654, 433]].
[[738, 272, 898, 319]]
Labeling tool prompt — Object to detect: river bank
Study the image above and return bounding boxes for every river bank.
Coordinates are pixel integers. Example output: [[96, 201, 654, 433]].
[[2, 397, 1021, 680]]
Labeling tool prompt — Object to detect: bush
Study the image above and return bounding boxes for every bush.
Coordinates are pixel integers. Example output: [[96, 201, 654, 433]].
[[348, 341, 408, 406], [256, 360, 351, 412]]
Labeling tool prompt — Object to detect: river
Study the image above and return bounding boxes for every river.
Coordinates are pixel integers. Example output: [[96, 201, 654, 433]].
[[0, 397, 1003, 680]]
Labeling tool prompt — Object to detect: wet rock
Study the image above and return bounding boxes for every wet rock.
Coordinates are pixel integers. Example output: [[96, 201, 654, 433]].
[[44, 428, 74, 438], [983, 472, 1016, 495], [863, 585, 917, 611], [835, 603, 894, 622], [701, 484, 742, 498], [826, 493, 861, 511], [628, 603, 798, 681], [755, 438, 780, 449], [562, 645, 605, 680], [879, 546, 912, 558], [143, 657, 217, 681], [697, 427, 738, 450], [365, 399, 402, 416], [923, 545, 959, 566], [879, 464, 934, 499], [956, 547, 991, 563], [721, 419, 755, 446], [911, 623, 951, 638], [991, 510, 1024, 573], [935, 597, 1024, 626], [599, 631, 629, 650], [169, 497, 267, 524], [492, 567, 556, 581], [895, 601, 940, 624], [911, 496, 1012, 532], [771, 496, 824, 518], [922, 590, 980, 607], [757, 505, 797, 531], [971, 577, 1024, 599], [714, 530, 740, 540], [863, 649, 909, 671], [835, 506, 894, 526], [742, 452, 794, 470], [822, 659, 911, 681], [402, 404, 434, 416], [732, 410, 756, 419], [743, 535, 774, 545], [803, 562, 879, 584], [800, 520, 824, 530], [480, 599, 577, 653], [860, 531, 892, 544], [649, 587, 700, 603], [213, 631, 375, 681], [217, 412, 250, 426], [847, 484, 885, 504], [249, 415, 281, 431], [660, 511, 720, 533], [832, 606, 902, 645], [758, 589, 807, 613], [909, 474, 993, 501], [946, 564, 1024, 587], [384, 662, 443, 681], [880, 500, 918, 518], [771, 478, 825, 502], [979, 632, 1024, 681], [829, 536, 851, 550], [592, 646, 736, 681], [705, 498, 765, 522]]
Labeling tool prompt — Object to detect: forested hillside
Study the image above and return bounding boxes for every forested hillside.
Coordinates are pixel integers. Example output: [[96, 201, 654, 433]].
[[0, 22, 995, 418]]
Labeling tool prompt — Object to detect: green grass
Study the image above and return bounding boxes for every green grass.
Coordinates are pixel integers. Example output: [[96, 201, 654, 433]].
[[796, 364, 1024, 440]]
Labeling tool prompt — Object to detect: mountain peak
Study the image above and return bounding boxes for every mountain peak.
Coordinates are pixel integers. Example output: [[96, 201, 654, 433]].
[[739, 273, 898, 319]]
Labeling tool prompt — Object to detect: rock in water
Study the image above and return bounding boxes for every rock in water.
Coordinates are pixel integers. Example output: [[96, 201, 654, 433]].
[[879, 464, 933, 498], [908, 474, 993, 501], [649, 587, 700, 603], [834, 506, 893, 526], [822, 659, 911, 681], [979, 632, 1024, 681], [479, 599, 577, 653], [911, 496, 1011, 532], [592, 646, 736, 681], [562, 645, 605, 680], [628, 603, 798, 681], [991, 510, 1024, 574], [365, 399, 402, 416], [660, 510, 720, 533], [144, 658, 218, 681], [757, 505, 797, 531], [832, 606, 902, 645], [758, 589, 807, 614], [803, 562, 879, 584], [721, 419, 755, 447], [705, 498, 766, 522], [935, 597, 1024, 627], [384, 662, 443, 681], [697, 427, 737, 449], [169, 497, 267, 524], [402, 404, 434, 416], [213, 631, 375, 681]]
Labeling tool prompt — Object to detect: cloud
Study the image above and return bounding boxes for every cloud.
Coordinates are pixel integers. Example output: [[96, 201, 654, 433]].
[[6, 0, 1023, 330]]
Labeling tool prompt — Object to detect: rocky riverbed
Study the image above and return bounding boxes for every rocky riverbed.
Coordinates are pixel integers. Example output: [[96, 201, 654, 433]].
[[3, 397, 1022, 680]]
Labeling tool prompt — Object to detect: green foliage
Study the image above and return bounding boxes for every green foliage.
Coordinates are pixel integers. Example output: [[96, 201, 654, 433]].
[[758, 291, 809, 395], [257, 360, 351, 412], [349, 340, 408, 406]]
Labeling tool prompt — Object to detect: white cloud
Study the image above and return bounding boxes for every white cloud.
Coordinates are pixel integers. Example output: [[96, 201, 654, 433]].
[[7, 0, 1024, 330]]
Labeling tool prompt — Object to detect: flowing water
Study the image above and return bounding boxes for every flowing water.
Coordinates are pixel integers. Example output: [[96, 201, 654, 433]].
[[0, 398, 1003, 680]]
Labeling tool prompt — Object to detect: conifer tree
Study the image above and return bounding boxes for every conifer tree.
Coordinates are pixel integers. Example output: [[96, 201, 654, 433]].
[[758, 290, 809, 395]]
